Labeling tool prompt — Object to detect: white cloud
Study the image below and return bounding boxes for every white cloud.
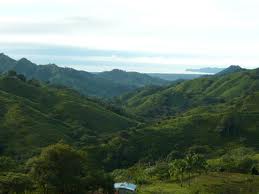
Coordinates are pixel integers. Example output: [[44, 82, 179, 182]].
[[0, 0, 259, 72]]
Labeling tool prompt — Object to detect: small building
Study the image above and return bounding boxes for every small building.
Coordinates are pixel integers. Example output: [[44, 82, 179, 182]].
[[114, 182, 137, 194]]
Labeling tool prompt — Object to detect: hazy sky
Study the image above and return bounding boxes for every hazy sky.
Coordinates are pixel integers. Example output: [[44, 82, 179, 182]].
[[0, 0, 259, 73]]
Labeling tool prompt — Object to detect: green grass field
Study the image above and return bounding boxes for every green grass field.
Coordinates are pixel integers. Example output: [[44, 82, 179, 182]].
[[138, 173, 259, 194]]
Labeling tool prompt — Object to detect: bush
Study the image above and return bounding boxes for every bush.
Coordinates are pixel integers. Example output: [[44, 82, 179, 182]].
[[209, 147, 258, 173], [152, 162, 170, 180]]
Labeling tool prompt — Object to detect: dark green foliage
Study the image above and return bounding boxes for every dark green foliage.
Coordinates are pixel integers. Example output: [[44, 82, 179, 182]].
[[7, 70, 16, 77], [27, 143, 84, 193], [217, 113, 241, 137], [251, 166, 259, 175], [166, 150, 185, 161], [0, 143, 114, 194], [16, 74, 26, 82], [0, 172, 32, 194], [0, 157, 17, 172], [27, 143, 111, 194]]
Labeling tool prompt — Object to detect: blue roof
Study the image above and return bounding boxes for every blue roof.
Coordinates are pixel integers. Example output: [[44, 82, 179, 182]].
[[114, 182, 137, 191]]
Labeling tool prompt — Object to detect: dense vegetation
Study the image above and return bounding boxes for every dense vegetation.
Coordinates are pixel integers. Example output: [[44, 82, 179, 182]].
[[118, 66, 258, 119], [0, 143, 114, 194], [105, 68, 259, 166], [0, 71, 137, 160], [111, 147, 259, 193], [1, 55, 259, 193], [0, 53, 168, 98]]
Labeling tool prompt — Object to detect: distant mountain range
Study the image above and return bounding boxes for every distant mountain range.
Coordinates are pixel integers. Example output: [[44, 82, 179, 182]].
[[0, 53, 168, 98], [0, 53, 240, 99]]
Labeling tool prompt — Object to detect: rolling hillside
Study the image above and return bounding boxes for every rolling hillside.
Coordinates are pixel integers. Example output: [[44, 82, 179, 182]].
[[102, 68, 259, 167], [119, 67, 258, 119], [1, 60, 259, 172], [0, 74, 137, 159]]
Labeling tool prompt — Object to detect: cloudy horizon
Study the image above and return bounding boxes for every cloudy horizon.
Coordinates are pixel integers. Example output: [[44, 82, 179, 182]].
[[0, 0, 259, 73]]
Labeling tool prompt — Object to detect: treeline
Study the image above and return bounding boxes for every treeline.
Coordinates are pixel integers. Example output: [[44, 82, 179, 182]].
[[4, 70, 41, 86], [0, 143, 114, 194], [112, 153, 208, 187]]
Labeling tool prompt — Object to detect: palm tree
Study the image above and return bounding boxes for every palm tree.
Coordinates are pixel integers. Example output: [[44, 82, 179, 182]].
[[169, 159, 187, 187]]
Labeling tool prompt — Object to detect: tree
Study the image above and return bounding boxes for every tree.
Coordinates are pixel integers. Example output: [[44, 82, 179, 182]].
[[185, 154, 195, 186], [217, 113, 241, 137], [27, 143, 89, 194], [17, 74, 26, 82], [191, 154, 207, 175], [96, 172, 114, 194], [152, 162, 170, 181], [184, 153, 207, 185], [251, 166, 259, 176], [0, 172, 32, 194], [27, 143, 113, 194], [28, 79, 40, 87], [7, 70, 17, 77], [220, 147, 256, 173], [169, 159, 187, 187]]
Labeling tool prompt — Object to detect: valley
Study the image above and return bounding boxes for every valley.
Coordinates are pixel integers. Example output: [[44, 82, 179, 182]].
[[0, 55, 259, 193]]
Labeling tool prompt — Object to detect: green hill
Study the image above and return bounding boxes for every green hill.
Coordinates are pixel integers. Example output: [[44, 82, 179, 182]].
[[119, 68, 259, 119], [1, 59, 259, 180], [0, 74, 137, 159], [0, 53, 169, 98], [103, 93, 259, 168], [100, 68, 259, 168]]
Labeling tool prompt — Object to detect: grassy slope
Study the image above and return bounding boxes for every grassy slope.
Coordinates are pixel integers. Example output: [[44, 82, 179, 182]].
[[139, 173, 259, 194], [110, 92, 259, 164], [0, 76, 137, 159], [120, 69, 259, 119], [105, 69, 259, 166]]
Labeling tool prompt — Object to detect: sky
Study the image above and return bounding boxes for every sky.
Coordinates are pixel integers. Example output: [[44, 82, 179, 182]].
[[0, 0, 259, 73]]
